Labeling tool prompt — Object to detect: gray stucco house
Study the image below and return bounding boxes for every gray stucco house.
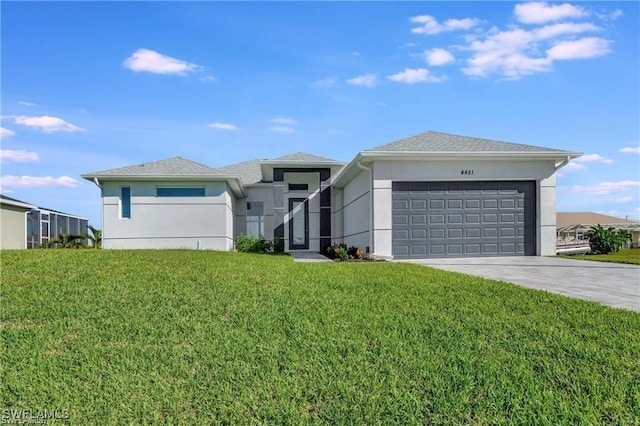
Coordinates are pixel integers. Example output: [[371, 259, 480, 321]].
[[82, 131, 580, 259]]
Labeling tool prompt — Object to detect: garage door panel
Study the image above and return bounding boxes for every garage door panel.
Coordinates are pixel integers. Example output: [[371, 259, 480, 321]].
[[392, 181, 536, 258]]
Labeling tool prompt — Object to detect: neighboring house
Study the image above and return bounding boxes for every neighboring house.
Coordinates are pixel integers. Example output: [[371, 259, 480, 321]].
[[26, 207, 89, 248], [1, 195, 37, 249], [82, 131, 580, 259], [557, 212, 640, 248], [0, 194, 89, 249]]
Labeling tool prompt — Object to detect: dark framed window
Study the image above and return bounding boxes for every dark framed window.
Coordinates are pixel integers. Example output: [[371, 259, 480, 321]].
[[156, 187, 205, 197], [121, 187, 131, 218], [288, 183, 308, 191]]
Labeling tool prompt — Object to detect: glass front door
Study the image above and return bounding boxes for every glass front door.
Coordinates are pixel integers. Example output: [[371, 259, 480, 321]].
[[288, 198, 309, 250]]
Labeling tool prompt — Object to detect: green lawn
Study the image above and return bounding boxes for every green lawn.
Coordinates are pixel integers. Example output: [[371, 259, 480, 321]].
[[2, 250, 639, 424], [559, 248, 640, 265]]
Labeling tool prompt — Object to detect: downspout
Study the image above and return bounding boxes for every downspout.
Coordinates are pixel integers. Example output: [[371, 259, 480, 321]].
[[91, 178, 104, 249], [356, 159, 374, 254]]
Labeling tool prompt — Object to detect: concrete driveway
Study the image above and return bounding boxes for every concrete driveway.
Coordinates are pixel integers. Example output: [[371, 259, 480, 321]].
[[397, 256, 640, 312]]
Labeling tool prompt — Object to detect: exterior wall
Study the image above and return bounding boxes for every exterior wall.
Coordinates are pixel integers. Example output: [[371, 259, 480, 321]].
[[101, 180, 234, 250], [0, 205, 27, 249], [538, 174, 557, 256], [340, 169, 371, 251], [370, 159, 559, 258], [236, 185, 275, 241], [331, 188, 344, 245], [284, 172, 320, 252]]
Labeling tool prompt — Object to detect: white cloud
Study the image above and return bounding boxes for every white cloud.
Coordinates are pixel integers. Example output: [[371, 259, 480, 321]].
[[562, 153, 614, 173], [271, 117, 297, 125], [13, 115, 84, 133], [563, 161, 585, 172], [0, 150, 39, 163], [619, 146, 640, 154], [1, 175, 80, 187], [18, 101, 38, 107], [208, 122, 238, 131], [425, 48, 455, 66], [268, 126, 296, 134], [410, 15, 479, 35], [533, 22, 600, 40], [596, 9, 623, 21], [346, 73, 377, 88], [463, 22, 610, 79], [514, 2, 589, 24], [311, 77, 336, 88], [574, 153, 614, 164], [377, 102, 387, 107], [1, 127, 16, 138], [546, 37, 612, 60], [569, 180, 640, 196], [351, 51, 361, 56], [200, 75, 216, 83], [387, 68, 445, 84], [123, 48, 199, 75]]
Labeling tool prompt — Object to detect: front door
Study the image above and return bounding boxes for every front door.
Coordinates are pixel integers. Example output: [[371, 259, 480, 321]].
[[288, 198, 309, 250]]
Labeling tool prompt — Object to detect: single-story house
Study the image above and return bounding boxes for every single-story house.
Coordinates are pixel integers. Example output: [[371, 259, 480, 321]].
[[1, 195, 37, 249], [82, 131, 581, 259], [557, 212, 640, 248], [0, 194, 89, 249]]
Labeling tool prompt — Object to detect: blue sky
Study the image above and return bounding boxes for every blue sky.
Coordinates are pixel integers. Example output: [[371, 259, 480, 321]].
[[1, 1, 638, 227]]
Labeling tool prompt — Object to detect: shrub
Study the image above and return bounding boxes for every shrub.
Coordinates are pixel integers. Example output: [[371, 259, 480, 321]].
[[335, 246, 348, 261], [236, 234, 266, 253], [325, 243, 363, 261], [584, 225, 631, 255], [273, 236, 284, 254]]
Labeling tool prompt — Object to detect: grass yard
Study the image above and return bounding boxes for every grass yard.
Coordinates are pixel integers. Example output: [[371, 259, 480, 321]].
[[2, 250, 639, 424], [559, 248, 640, 265]]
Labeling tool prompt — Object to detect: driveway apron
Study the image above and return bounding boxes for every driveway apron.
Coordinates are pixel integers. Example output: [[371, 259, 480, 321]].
[[397, 256, 640, 312]]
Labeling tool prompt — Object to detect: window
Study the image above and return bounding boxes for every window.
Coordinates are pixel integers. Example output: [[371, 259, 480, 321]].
[[156, 187, 205, 197], [288, 183, 308, 191], [69, 217, 79, 235], [246, 202, 264, 238], [121, 187, 131, 218], [57, 215, 68, 235]]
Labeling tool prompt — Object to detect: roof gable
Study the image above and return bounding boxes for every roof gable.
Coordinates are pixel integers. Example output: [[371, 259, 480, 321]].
[[557, 212, 639, 228], [366, 131, 571, 153], [217, 159, 263, 185], [84, 157, 222, 177], [271, 152, 339, 162]]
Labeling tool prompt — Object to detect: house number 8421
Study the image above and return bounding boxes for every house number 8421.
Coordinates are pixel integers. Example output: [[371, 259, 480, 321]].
[[460, 169, 474, 175]]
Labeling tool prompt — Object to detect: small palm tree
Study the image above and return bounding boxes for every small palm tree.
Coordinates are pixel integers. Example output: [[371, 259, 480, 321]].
[[46, 233, 85, 249], [87, 225, 102, 249]]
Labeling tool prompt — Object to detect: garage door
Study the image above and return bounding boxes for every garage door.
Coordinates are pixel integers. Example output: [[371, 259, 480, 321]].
[[392, 181, 536, 258]]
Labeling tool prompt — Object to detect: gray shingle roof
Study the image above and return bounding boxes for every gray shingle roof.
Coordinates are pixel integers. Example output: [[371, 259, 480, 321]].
[[83, 157, 222, 177], [271, 152, 339, 162], [366, 131, 571, 153], [217, 159, 263, 185]]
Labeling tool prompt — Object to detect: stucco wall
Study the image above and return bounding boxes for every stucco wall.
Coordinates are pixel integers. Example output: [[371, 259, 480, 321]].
[[370, 159, 559, 258], [237, 185, 275, 241], [101, 180, 234, 250], [340, 168, 371, 251], [331, 188, 344, 245], [0, 205, 27, 249]]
